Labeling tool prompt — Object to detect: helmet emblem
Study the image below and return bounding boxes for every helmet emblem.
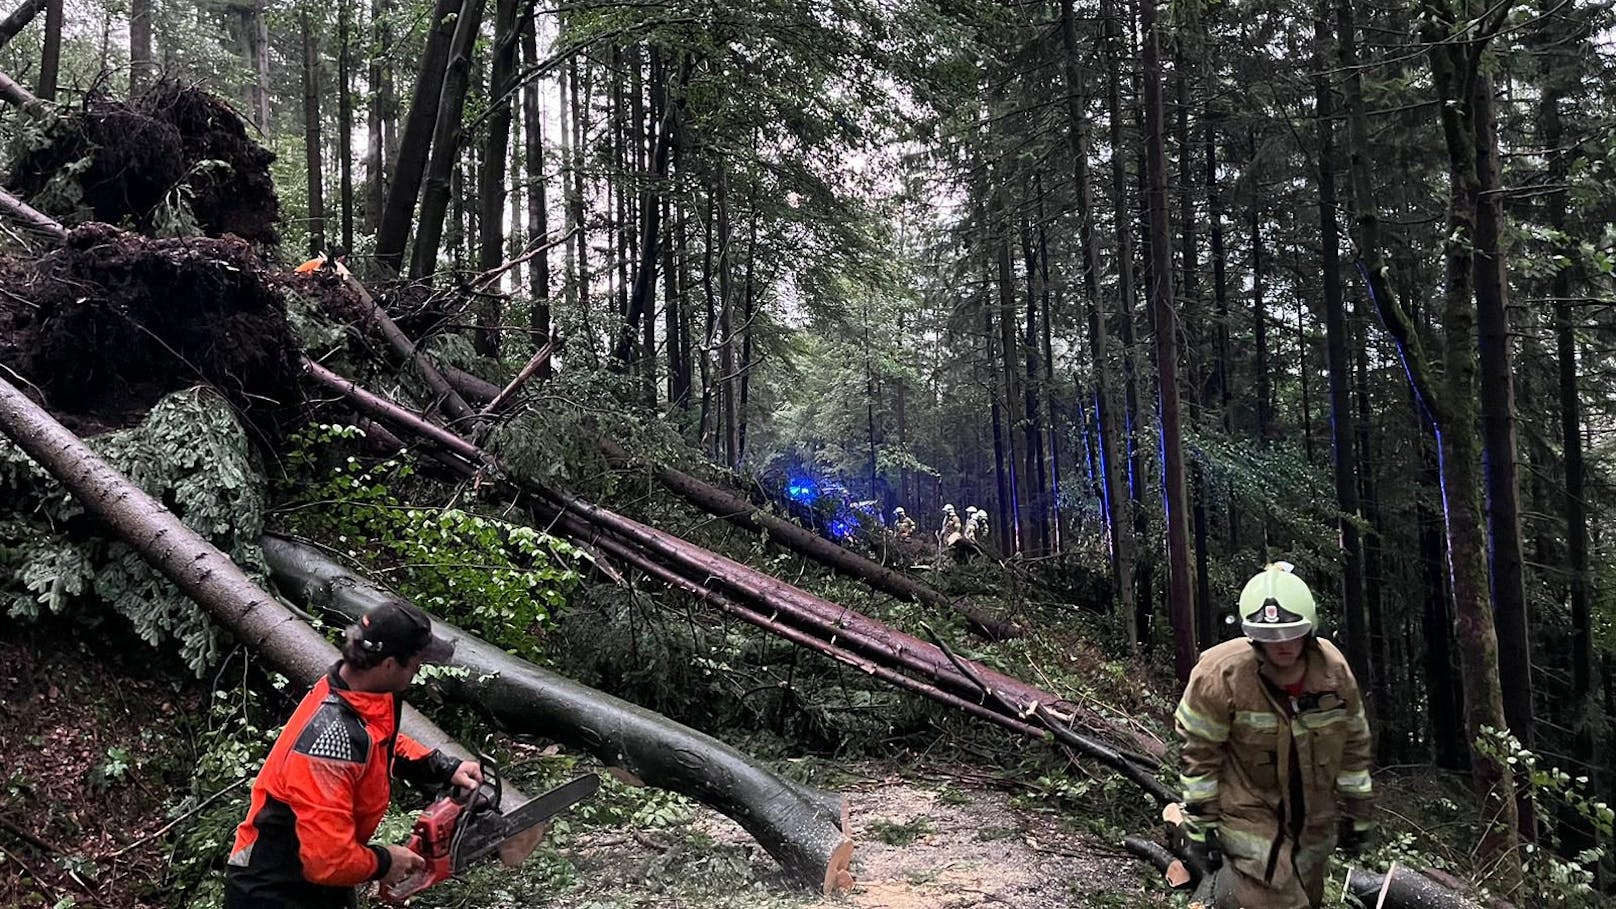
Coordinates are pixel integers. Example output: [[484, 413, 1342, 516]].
[[1263, 601, 1279, 622]]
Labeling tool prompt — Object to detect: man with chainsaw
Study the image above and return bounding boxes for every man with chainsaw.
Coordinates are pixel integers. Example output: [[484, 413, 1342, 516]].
[[1173, 563, 1376, 908], [225, 599, 483, 908]]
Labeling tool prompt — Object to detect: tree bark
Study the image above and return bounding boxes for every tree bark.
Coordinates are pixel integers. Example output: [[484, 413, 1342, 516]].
[[520, 16, 550, 351], [410, 0, 487, 280], [129, 0, 153, 96], [336, 0, 356, 254], [0, 378, 517, 831], [364, 0, 391, 230], [1341, 0, 1521, 881], [1141, 0, 1196, 681], [301, 11, 326, 254], [475, 0, 520, 356], [1471, 68, 1534, 827], [374, 0, 460, 273], [247, 0, 270, 133], [0, 0, 49, 49], [36, 0, 60, 101], [0, 186, 67, 240], [261, 535, 856, 894], [1314, 8, 1371, 696]]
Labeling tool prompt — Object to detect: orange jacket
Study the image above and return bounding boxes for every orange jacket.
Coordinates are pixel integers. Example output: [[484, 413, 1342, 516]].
[[295, 255, 351, 277], [225, 664, 458, 907]]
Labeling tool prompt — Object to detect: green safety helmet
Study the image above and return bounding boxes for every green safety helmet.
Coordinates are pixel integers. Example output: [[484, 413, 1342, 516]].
[[1238, 562, 1317, 643]]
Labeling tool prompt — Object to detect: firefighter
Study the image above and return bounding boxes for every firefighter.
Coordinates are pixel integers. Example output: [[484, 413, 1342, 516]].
[[968, 506, 989, 542], [294, 244, 351, 277], [963, 506, 979, 541], [225, 599, 483, 908], [1173, 563, 1376, 908], [893, 506, 917, 539], [941, 504, 962, 545]]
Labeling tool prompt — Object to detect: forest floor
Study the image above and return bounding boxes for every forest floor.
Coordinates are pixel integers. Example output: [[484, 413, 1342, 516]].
[[486, 770, 1174, 909], [0, 629, 1178, 909]]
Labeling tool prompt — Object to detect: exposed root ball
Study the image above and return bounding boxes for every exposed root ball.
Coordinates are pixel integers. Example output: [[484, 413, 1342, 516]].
[[0, 224, 301, 438], [9, 82, 279, 244]]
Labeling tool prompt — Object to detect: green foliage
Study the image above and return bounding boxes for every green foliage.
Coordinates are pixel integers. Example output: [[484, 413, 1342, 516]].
[[1476, 729, 1612, 907], [0, 388, 267, 674], [276, 422, 583, 656], [869, 816, 935, 845], [88, 746, 133, 789]]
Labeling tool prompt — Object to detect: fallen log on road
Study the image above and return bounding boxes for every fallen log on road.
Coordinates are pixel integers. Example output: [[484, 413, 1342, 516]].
[[260, 534, 856, 894]]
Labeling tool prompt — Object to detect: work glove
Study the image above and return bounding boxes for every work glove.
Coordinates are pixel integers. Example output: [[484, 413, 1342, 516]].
[[1338, 817, 1375, 858], [1180, 811, 1223, 877]]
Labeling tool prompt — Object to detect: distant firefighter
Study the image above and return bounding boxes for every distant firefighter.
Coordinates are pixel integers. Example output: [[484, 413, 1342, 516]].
[[969, 507, 989, 542], [941, 504, 962, 545], [963, 506, 979, 542], [893, 506, 917, 538]]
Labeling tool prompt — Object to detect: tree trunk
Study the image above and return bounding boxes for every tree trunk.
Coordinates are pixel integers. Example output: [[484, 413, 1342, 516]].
[[409, 0, 486, 280], [129, 0, 153, 96], [261, 536, 856, 894], [0, 0, 49, 49], [475, 0, 520, 356], [1538, 7, 1595, 849], [612, 55, 686, 367], [1314, 7, 1371, 697], [520, 17, 550, 351], [1341, 0, 1521, 881], [301, 11, 326, 254], [1059, 0, 1133, 636], [302, 361, 1168, 776], [37, 0, 60, 101], [336, 0, 355, 253], [1471, 69, 1534, 836], [0, 378, 513, 826], [1141, 0, 1196, 682], [364, 0, 391, 230], [247, 0, 270, 133], [374, 0, 460, 272], [1018, 216, 1048, 555], [597, 440, 1021, 641], [993, 192, 1026, 553]]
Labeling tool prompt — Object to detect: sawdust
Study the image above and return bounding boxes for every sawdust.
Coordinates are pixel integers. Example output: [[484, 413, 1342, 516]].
[[544, 772, 1174, 909]]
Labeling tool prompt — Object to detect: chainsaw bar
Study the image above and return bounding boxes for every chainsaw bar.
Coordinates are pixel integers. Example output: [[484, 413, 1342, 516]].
[[453, 773, 600, 871]]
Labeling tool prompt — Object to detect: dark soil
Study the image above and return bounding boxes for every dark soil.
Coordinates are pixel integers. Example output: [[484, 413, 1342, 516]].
[[0, 624, 209, 909], [9, 82, 279, 245], [0, 223, 303, 439]]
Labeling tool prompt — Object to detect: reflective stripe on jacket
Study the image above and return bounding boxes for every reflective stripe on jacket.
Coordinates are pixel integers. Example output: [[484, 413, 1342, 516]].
[[226, 663, 458, 907], [1174, 637, 1374, 888]]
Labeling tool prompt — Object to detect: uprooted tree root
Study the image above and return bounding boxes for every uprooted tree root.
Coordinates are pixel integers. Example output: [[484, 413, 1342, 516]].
[[0, 223, 301, 439], [8, 82, 279, 244]]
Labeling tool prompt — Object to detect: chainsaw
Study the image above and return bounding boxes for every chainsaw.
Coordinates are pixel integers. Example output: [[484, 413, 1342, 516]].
[[379, 755, 599, 903]]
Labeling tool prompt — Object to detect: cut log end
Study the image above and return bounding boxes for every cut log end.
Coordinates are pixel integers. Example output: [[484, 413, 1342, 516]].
[[496, 821, 548, 868], [822, 836, 856, 895], [1166, 859, 1191, 888]]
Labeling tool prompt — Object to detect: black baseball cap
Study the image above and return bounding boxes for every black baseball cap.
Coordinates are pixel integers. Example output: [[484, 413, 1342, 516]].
[[356, 600, 455, 663]]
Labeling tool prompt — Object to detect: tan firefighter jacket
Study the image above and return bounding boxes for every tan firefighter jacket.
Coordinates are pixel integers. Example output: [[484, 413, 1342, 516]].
[[1174, 637, 1375, 890]]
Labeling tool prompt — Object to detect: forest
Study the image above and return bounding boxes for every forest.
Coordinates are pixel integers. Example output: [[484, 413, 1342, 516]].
[[0, 0, 1612, 904]]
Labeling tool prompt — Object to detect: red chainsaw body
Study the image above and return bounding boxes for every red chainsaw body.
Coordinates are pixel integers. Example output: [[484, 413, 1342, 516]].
[[377, 792, 467, 902]]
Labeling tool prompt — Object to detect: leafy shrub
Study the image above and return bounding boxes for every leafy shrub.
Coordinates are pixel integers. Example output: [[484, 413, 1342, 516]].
[[277, 423, 583, 657]]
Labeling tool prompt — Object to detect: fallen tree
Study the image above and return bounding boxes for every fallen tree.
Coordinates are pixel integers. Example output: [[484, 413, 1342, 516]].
[[7, 83, 279, 244], [433, 362, 1008, 637], [301, 359, 1169, 780], [433, 364, 1019, 639], [260, 534, 856, 894], [0, 374, 543, 866]]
